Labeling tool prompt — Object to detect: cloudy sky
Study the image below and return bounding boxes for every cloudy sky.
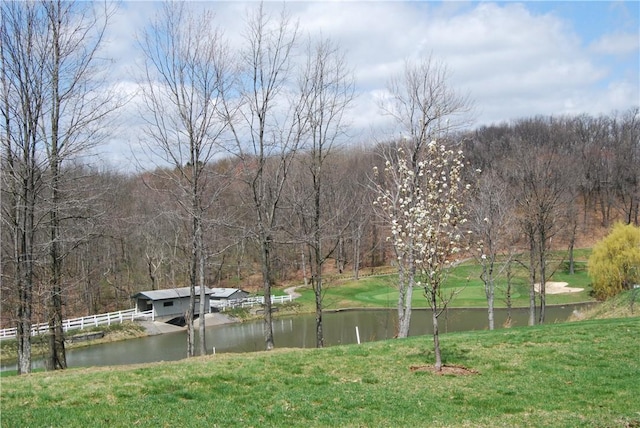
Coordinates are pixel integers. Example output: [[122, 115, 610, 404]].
[[101, 1, 639, 171]]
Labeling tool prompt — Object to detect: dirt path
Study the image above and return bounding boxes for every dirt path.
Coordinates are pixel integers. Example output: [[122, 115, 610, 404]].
[[283, 285, 303, 299]]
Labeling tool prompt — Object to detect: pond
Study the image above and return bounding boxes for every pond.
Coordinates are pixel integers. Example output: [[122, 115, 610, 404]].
[[1, 304, 592, 372]]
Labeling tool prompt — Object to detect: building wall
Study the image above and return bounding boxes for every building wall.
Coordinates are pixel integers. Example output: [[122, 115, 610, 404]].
[[136, 299, 153, 313], [152, 296, 210, 319], [210, 290, 249, 302]]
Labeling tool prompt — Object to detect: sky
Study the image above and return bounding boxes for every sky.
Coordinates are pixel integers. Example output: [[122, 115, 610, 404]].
[[100, 1, 640, 172]]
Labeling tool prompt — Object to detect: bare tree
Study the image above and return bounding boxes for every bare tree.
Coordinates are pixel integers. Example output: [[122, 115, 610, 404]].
[[469, 170, 516, 330], [339, 146, 378, 280], [1, 0, 116, 373], [1, 0, 51, 374], [138, 2, 230, 357], [509, 119, 569, 324], [612, 108, 640, 225], [375, 57, 472, 338], [296, 37, 354, 348], [39, 0, 116, 370], [222, 3, 300, 351]]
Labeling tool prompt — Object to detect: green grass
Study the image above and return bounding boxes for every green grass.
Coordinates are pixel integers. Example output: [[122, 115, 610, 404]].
[[573, 289, 640, 320], [294, 256, 595, 311], [1, 317, 638, 427]]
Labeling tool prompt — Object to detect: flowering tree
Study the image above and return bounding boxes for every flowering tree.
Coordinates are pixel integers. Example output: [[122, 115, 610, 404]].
[[375, 141, 472, 371], [373, 56, 473, 342]]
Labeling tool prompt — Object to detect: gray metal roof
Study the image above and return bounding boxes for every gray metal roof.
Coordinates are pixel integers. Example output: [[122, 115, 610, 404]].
[[132, 286, 212, 301], [209, 288, 246, 298]]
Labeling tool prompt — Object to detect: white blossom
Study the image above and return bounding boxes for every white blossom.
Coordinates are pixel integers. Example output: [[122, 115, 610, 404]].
[[373, 142, 478, 309]]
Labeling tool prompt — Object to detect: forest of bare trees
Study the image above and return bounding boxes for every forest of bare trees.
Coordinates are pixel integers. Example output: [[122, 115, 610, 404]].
[[1, 1, 638, 373]]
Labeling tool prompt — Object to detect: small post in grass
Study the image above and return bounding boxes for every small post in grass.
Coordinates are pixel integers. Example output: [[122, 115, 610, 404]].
[[355, 326, 361, 344]]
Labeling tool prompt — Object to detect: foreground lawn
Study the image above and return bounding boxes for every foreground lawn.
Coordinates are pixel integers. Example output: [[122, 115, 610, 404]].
[[2, 318, 638, 427]]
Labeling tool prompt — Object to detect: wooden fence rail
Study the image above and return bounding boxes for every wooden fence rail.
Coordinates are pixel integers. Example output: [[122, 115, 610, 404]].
[[0, 309, 154, 341]]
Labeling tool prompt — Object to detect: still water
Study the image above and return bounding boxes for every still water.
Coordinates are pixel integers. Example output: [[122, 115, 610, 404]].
[[2, 305, 590, 371]]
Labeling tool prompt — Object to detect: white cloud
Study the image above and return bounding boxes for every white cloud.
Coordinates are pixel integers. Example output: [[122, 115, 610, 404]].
[[414, 3, 614, 124], [98, 1, 638, 170], [590, 32, 640, 56]]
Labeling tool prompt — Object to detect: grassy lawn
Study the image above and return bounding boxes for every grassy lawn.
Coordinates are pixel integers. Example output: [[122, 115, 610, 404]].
[[294, 255, 595, 311], [1, 317, 638, 427]]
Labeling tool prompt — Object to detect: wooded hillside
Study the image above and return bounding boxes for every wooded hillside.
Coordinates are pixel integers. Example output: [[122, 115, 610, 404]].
[[2, 110, 638, 326]]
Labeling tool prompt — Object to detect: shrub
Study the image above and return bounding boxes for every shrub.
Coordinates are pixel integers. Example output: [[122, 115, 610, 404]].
[[588, 222, 640, 300]]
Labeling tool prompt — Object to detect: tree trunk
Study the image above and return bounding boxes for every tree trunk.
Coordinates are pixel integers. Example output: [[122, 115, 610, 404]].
[[487, 277, 495, 331], [537, 228, 547, 325], [396, 262, 413, 338], [187, 213, 198, 357], [300, 245, 308, 287], [17, 165, 36, 374], [397, 281, 413, 338], [16, 136, 38, 375], [432, 291, 442, 372], [47, 301, 66, 370], [17, 243, 34, 375], [504, 261, 513, 328], [528, 232, 537, 326], [185, 307, 194, 357], [312, 249, 324, 348], [398, 284, 413, 338], [568, 222, 577, 275], [352, 224, 362, 281], [482, 259, 496, 331], [261, 233, 275, 351], [147, 257, 157, 290], [369, 225, 379, 269], [17, 301, 32, 375], [47, 198, 67, 371], [198, 223, 207, 356], [313, 272, 324, 348], [45, 1, 66, 370], [336, 236, 345, 274]]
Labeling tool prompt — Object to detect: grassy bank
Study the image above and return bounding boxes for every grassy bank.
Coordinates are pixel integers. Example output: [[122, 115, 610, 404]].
[[1, 317, 638, 427], [294, 256, 595, 311], [571, 289, 640, 320]]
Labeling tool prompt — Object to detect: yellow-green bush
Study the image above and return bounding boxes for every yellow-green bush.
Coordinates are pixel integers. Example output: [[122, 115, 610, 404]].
[[588, 222, 640, 299]]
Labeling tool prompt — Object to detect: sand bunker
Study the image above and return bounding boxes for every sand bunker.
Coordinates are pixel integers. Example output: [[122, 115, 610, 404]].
[[534, 281, 584, 294]]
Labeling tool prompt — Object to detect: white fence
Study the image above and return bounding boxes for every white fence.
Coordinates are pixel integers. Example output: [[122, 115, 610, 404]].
[[0, 309, 154, 341], [211, 294, 293, 310], [1, 294, 294, 340]]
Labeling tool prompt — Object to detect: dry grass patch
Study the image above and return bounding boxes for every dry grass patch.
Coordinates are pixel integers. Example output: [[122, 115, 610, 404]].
[[410, 364, 479, 376]]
